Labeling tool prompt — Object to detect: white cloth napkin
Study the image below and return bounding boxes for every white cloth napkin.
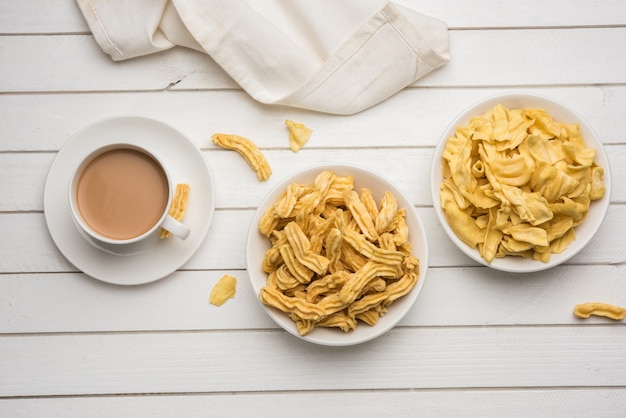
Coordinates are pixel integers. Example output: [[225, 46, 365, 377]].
[[76, 0, 450, 114]]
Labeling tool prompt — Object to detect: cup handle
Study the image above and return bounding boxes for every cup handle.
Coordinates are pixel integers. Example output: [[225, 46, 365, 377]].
[[161, 215, 191, 240]]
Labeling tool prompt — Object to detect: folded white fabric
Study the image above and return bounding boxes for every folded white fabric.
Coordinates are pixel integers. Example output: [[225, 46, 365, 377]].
[[76, 0, 450, 114]]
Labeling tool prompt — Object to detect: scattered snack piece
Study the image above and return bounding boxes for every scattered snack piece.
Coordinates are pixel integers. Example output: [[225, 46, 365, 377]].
[[574, 302, 626, 320], [285, 119, 313, 152], [212, 133, 272, 181], [257, 170, 420, 336], [160, 183, 190, 239], [439, 104, 605, 263], [210, 274, 237, 306]]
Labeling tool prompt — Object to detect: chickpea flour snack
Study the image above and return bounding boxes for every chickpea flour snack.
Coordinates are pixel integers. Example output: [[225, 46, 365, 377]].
[[257, 170, 420, 336], [210, 274, 237, 307], [160, 183, 190, 239], [212, 133, 272, 181], [439, 104, 605, 263], [574, 302, 626, 320], [285, 119, 313, 152]]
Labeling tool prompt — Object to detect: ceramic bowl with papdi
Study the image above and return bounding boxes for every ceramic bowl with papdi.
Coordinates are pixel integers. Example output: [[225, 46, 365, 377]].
[[247, 163, 429, 346], [431, 93, 611, 273]]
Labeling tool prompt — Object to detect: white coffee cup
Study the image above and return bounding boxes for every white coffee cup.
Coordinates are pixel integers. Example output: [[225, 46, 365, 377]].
[[68, 143, 190, 255]]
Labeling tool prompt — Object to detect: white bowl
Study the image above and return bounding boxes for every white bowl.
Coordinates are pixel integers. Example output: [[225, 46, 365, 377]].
[[247, 163, 429, 346], [431, 93, 611, 273]]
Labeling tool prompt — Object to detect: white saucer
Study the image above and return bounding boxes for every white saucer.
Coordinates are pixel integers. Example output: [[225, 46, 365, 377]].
[[44, 116, 215, 285]]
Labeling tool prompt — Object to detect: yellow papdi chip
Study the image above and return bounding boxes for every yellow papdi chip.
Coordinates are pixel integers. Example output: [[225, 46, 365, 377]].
[[212, 133, 272, 181], [160, 183, 190, 239], [258, 170, 420, 336], [210, 274, 237, 306], [574, 302, 626, 320], [285, 119, 312, 152], [439, 104, 605, 263]]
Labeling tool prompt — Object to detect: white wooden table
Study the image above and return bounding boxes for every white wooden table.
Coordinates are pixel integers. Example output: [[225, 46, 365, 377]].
[[2, 1, 625, 416]]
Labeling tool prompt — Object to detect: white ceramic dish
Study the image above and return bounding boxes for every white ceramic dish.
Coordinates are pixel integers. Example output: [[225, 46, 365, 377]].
[[247, 163, 429, 346], [431, 93, 611, 273], [44, 116, 215, 285]]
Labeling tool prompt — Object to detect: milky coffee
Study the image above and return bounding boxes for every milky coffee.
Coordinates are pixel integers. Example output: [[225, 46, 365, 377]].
[[76, 148, 169, 240]]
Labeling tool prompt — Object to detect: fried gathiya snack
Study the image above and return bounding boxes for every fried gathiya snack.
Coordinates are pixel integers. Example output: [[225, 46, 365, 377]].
[[285, 119, 313, 152], [439, 104, 605, 263], [574, 302, 626, 320], [160, 183, 190, 239], [212, 133, 272, 181], [210, 274, 237, 307], [257, 170, 420, 336]]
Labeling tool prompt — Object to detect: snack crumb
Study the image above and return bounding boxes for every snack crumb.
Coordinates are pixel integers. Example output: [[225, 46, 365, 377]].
[[285, 119, 312, 152], [574, 302, 626, 320], [210, 274, 237, 306]]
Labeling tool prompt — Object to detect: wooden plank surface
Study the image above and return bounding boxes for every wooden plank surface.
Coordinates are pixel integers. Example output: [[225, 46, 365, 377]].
[[2, 144, 624, 212], [2, 86, 626, 153], [1, 264, 624, 334], [1, 201, 624, 274], [2, 389, 626, 418], [3, 28, 626, 93], [2, 0, 625, 416], [8, 389, 626, 418], [3, 0, 626, 34], [1, 327, 626, 397]]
